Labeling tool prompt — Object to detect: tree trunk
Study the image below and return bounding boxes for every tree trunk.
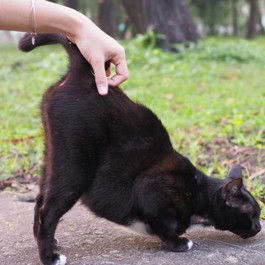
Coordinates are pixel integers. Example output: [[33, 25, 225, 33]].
[[231, 0, 238, 36], [121, 0, 199, 50], [208, 1, 217, 35], [257, 4, 265, 34], [65, 0, 79, 10], [97, 0, 115, 37], [246, 0, 258, 39]]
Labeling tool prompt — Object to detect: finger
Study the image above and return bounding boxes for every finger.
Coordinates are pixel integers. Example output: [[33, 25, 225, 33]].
[[91, 58, 109, 96], [108, 61, 129, 87]]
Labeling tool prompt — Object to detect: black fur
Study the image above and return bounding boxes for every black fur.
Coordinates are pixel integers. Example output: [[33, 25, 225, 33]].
[[19, 33, 261, 265]]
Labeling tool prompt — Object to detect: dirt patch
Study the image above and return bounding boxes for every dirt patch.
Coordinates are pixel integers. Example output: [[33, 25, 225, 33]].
[[0, 172, 38, 194], [197, 137, 265, 179]]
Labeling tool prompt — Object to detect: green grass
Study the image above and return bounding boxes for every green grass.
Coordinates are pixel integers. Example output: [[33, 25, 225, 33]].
[[0, 36, 264, 216], [124, 36, 265, 147], [0, 43, 68, 180]]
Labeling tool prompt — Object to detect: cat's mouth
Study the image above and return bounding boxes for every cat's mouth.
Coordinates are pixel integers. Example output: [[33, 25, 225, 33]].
[[233, 222, 261, 239], [238, 233, 253, 239], [234, 230, 259, 239]]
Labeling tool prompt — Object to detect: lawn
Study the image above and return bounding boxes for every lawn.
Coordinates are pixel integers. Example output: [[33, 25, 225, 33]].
[[0, 36, 264, 216]]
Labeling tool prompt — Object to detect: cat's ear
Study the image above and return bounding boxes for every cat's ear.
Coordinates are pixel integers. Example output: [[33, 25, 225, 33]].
[[221, 178, 243, 207], [226, 164, 242, 180]]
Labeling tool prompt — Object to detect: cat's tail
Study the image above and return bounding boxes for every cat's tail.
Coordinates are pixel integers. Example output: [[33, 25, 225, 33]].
[[18, 33, 91, 72]]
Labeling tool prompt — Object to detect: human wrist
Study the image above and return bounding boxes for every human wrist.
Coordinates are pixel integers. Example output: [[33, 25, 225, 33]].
[[58, 6, 99, 43], [34, 2, 91, 39], [58, 8, 87, 38]]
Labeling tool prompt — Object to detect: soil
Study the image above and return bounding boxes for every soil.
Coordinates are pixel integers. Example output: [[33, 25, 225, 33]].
[[198, 137, 265, 181]]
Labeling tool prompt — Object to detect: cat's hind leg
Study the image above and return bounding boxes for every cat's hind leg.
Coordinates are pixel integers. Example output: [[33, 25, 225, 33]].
[[35, 170, 87, 265], [34, 166, 48, 241]]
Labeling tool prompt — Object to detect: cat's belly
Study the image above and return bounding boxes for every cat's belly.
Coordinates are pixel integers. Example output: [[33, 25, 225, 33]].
[[127, 220, 152, 236]]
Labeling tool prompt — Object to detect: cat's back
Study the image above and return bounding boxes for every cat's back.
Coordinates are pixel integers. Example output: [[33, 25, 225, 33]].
[[42, 78, 170, 147]]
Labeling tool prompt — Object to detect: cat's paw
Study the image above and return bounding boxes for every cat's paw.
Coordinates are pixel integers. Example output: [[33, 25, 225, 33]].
[[52, 254, 67, 265], [187, 239, 193, 250], [166, 237, 193, 252]]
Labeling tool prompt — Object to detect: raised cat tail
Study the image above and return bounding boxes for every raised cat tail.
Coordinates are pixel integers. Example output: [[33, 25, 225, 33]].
[[18, 33, 91, 72]]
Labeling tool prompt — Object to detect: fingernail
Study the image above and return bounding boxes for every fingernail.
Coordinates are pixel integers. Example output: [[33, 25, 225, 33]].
[[99, 86, 108, 96]]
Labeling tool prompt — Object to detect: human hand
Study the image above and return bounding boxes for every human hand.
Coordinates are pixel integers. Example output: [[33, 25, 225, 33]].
[[68, 24, 128, 96], [1, 1, 128, 95]]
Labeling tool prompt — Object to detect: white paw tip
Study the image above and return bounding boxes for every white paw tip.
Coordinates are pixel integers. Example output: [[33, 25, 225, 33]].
[[59, 255, 67, 265], [54, 254, 67, 265], [187, 239, 193, 250]]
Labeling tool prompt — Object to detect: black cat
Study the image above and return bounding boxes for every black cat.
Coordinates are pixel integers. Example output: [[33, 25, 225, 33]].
[[19, 33, 261, 265]]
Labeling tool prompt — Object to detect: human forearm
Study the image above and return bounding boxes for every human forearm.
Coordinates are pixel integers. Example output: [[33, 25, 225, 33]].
[[0, 0, 95, 36]]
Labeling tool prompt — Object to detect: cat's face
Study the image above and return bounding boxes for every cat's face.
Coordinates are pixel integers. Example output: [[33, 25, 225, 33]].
[[214, 165, 261, 238]]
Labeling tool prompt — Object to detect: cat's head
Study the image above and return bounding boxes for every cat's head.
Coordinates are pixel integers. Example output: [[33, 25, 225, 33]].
[[213, 164, 261, 239]]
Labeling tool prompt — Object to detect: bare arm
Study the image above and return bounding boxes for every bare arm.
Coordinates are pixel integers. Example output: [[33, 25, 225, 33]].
[[0, 0, 128, 95]]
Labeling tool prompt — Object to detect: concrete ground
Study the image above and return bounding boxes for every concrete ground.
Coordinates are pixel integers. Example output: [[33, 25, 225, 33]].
[[0, 191, 264, 265]]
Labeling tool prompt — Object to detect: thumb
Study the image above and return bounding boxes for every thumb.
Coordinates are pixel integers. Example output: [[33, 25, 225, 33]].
[[91, 58, 108, 96]]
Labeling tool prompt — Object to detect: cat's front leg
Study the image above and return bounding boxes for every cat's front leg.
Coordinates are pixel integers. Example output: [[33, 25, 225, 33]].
[[145, 215, 193, 252], [164, 236, 193, 252]]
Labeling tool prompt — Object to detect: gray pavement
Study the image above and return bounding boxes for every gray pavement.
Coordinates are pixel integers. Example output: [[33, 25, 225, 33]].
[[0, 192, 264, 265]]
